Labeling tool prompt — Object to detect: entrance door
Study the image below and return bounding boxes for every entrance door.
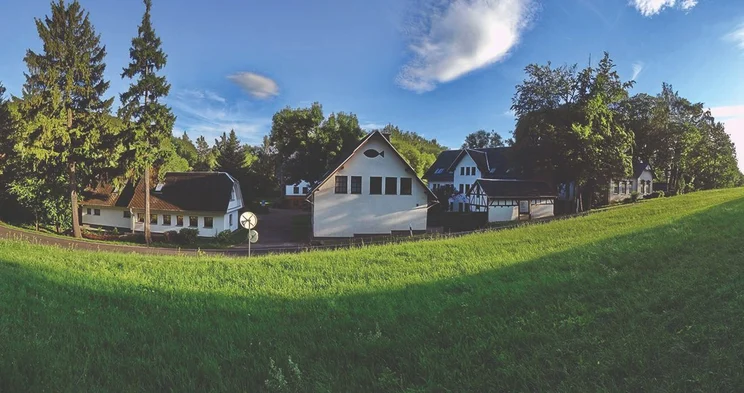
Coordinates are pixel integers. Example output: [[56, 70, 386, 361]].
[[518, 200, 530, 220]]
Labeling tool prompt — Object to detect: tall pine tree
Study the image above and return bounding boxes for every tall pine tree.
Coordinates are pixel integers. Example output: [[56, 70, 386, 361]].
[[215, 130, 246, 177], [17, 0, 115, 238], [118, 0, 175, 245]]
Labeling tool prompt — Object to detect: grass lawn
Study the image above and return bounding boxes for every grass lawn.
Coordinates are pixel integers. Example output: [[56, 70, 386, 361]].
[[1, 188, 743, 392]]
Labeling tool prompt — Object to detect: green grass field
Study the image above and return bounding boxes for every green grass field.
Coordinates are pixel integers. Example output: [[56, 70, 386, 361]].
[[1, 189, 743, 392]]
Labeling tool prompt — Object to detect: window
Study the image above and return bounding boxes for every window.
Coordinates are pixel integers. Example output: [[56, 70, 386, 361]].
[[123, 210, 131, 219], [351, 176, 362, 194], [204, 217, 213, 229], [370, 177, 382, 194], [465, 167, 470, 176], [385, 177, 397, 195], [335, 176, 348, 194], [163, 215, 171, 226], [471, 166, 476, 175], [94, 209, 101, 216], [400, 178, 412, 195], [620, 182, 626, 194], [613, 182, 620, 195], [137, 213, 145, 223], [150, 214, 157, 224], [86, 208, 92, 215], [230, 190, 236, 201], [459, 184, 464, 194], [460, 167, 465, 175], [628, 181, 633, 193], [176, 215, 184, 227], [293, 186, 299, 194], [229, 213, 233, 227], [465, 184, 471, 194], [189, 216, 198, 227], [434, 168, 444, 174], [302, 187, 309, 194]]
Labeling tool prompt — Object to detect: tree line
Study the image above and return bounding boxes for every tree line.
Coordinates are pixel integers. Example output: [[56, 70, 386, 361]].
[[0, 0, 445, 240], [511, 53, 742, 210]]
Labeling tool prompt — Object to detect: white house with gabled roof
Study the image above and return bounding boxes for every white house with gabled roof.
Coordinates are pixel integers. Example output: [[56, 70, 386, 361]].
[[307, 130, 437, 238]]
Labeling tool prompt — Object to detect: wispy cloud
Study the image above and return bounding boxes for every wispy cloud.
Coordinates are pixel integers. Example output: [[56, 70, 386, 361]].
[[180, 89, 226, 103], [227, 72, 279, 99], [168, 89, 270, 145], [724, 23, 744, 50], [631, 61, 644, 81], [397, 0, 536, 93], [710, 105, 744, 172], [630, 0, 698, 17]]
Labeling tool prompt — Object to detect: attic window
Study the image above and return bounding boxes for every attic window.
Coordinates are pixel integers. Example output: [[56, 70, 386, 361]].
[[489, 168, 497, 174], [434, 168, 445, 174], [154, 183, 165, 192]]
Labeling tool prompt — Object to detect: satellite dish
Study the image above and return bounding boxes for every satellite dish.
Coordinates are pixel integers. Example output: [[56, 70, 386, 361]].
[[239, 212, 258, 230], [249, 230, 259, 244]]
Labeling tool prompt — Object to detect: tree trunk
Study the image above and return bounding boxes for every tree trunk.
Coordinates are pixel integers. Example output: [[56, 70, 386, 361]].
[[69, 162, 82, 238], [144, 166, 152, 245], [585, 179, 596, 211]]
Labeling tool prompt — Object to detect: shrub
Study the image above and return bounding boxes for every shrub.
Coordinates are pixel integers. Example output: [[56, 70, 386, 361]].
[[646, 191, 665, 199], [630, 191, 640, 203], [178, 228, 199, 244], [163, 230, 179, 243], [216, 230, 232, 244]]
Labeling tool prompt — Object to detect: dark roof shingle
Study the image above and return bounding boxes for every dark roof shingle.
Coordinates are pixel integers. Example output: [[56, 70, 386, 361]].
[[128, 172, 237, 212], [81, 182, 135, 208], [473, 179, 556, 198], [424, 147, 518, 181]]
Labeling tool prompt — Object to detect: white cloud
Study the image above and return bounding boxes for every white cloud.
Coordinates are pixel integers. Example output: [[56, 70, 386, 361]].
[[710, 105, 744, 172], [680, 0, 697, 11], [630, 0, 698, 16], [631, 62, 644, 81], [397, 0, 535, 93], [168, 90, 270, 145], [227, 72, 279, 99], [725, 24, 744, 50], [360, 122, 386, 131]]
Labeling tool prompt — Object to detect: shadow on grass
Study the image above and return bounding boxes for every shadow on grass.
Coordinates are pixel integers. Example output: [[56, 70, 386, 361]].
[[1, 198, 744, 392]]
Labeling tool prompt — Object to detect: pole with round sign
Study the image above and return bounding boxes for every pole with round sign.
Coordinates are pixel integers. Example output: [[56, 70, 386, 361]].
[[239, 212, 259, 256]]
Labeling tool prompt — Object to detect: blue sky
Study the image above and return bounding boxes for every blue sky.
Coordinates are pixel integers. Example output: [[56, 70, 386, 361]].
[[1, 0, 743, 169]]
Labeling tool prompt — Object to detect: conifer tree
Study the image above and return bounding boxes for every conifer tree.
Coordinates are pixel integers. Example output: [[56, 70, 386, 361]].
[[118, 0, 175, 245], [215, 130, 246, 177], [17, 0, 115, 238]]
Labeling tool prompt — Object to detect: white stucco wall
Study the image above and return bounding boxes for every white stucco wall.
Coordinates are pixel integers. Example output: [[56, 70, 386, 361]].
[[429, 181, 454, 191], [531, 203, 554, 219], [488, 206, 518, 222], [81, 206, 131, 229], [132, 210, 231, 238], [286, 180, 311, 196], [312, 137, 429, 237], [487, 201, 553, 222], [453, 153, 481, 194], [608, 170, 654, 203]]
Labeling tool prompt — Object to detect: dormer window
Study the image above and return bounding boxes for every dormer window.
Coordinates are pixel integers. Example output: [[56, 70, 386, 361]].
[[154, 183, 165, 192]]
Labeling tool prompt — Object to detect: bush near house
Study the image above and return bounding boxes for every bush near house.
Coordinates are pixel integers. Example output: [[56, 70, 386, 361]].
[[178, 228, 198, 244], [630, 191, 640, 202], [1, 188, 744, 391]]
